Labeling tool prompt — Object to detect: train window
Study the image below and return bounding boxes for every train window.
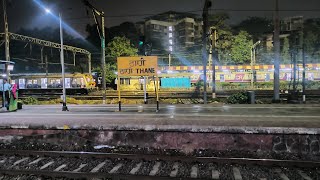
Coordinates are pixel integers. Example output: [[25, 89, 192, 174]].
[[71, 78, 82, 88], [48, 79, 56, 88], [41, 78, 48, 89], [26, 80, 32, 88], [19, 79, 26, 89], [65, 78, 71, 88], [120, 78, 130, 85], [80, 78, 85, 86]]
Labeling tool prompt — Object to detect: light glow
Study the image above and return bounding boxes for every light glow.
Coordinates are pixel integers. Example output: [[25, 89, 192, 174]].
[[33, 0, 85, 39], [45, 8, 51, 14]]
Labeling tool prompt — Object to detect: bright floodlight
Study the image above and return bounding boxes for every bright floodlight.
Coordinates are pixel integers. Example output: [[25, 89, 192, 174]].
[[45, 8, 51, 14]]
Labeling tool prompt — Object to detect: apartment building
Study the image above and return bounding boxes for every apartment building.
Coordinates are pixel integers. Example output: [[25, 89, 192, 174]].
[[143, 11, 203, 53]]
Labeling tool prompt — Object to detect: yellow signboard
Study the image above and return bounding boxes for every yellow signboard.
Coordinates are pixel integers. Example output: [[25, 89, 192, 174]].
[[117, 56, 158, 76]]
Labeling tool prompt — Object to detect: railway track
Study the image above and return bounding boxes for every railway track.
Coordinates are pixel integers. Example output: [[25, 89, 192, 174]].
[[19, 90, 320, 100], [0, 150, 318, 179]]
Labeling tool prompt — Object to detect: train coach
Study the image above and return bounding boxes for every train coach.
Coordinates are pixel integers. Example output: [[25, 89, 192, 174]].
[[10, 73, 96, 95], [117, 63, 320, 90]]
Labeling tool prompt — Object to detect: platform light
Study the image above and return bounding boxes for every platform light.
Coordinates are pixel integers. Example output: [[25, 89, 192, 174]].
[[157, 71, 162, 74], [193, 70, 200, 74], [167, 70, 173, 74], [1, 74, 6, 77]]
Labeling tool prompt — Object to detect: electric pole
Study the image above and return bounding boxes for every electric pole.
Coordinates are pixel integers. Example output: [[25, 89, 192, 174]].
[[83, 0, 106, 104], [300, 19, 305, 103], [202, 0, 211, 104], [2, 0, 10, 78], [273, 0, 280, 102], [210, 27, 217, 98], [250, 41, 261, 89], [101, 14, 106, 104]]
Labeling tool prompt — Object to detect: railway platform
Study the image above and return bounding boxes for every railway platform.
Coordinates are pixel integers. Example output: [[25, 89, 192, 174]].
[[0, 104, 320, 158], [0, 104, 319, 131]]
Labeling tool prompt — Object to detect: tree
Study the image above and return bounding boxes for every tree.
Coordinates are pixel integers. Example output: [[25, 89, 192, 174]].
[[107, 36, 138, 59], [303, 19, 320, 63], [235, 17, 273, 42], [281, 37, 290, 64], [230, 31, 253, 64], [208, 13, 234, 65], [93, 36, 138, 85], [215, 29, 233, 64], [209, 12, 230, 29], [86, 22, 140, 50]]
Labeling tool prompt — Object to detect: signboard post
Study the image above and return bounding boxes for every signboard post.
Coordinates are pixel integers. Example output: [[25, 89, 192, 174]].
[[117, 56, 159, 111]]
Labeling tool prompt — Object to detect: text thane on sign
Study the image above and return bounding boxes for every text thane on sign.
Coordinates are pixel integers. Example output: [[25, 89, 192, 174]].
[[119, 67, 155, 75]]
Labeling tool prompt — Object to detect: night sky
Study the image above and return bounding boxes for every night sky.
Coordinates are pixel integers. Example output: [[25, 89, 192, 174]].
[[3, 0, 320, 38]]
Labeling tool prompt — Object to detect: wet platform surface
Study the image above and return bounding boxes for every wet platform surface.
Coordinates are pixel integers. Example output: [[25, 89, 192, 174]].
[[0, 104, 320, 133]]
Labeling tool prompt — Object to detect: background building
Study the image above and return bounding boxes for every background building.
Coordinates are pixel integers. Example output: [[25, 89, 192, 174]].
[[265, 16, 304, 50], [143, 11, 203, 53]]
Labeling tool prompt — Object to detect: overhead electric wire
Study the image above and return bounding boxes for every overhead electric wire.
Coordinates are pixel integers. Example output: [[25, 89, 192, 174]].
[[64, 8, 320, 22]]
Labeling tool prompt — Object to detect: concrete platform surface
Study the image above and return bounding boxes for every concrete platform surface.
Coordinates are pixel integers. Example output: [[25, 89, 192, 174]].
[[0, 104, 320, 134]]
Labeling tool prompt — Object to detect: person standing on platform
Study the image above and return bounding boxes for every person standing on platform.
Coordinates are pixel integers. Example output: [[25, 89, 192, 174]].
[[0, 79, 11, 110]]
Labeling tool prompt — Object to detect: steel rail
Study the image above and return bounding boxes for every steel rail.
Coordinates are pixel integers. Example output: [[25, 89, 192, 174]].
[[0, 150, 319, 168], [0, 169, 196, 180]]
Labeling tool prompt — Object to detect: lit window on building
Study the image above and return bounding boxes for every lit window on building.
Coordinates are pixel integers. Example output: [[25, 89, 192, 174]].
[[169, 46, 173, 52], [169, 33, 173, 38], [169, 26, 173, 31], [169, 39, 173, 45]]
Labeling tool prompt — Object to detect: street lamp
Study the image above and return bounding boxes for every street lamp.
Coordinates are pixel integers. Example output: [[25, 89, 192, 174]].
[[250, 40, 261, 89], [43, 8, 68, 111]]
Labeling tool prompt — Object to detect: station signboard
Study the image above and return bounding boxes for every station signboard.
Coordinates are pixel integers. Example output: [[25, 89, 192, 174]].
[[117, 56, 158, 76], [116, 56, 159, 111]]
